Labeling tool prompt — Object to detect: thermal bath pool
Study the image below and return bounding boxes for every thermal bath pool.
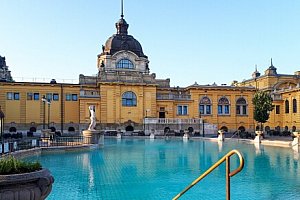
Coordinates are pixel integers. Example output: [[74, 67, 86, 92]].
[[28, 138, 300, 199]]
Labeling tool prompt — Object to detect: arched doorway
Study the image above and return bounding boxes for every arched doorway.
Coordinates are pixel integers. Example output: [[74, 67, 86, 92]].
[[164, 127, 170, 133], [256, 126, 260, 131], [68, 127, 75, 132], [188, 127, 194, 133], [50, 126, 56, 132], [220, 126, 228, 132], [265, 126, 270, 132], [125, 125, 134, 132], [9, 127, 17, 132], [29, 127, 37, 132], [238, 126, 245, 132]]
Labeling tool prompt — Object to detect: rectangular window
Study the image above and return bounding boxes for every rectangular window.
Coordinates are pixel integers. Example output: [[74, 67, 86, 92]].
[[27, 93, 33, 100], [183, 105, 188, 115], [218, 105, 223, 114], [177, 106, 182, 115], [242, 105, 247, 115], [206, 105, 211, 114], [224, 105, 230, 114], [199, 105, 204, 115], [14, 93, 20, 100], [53, 93, 59, 101], [7, 92, 13, 100], [66, 94, 71, 101], [275, 105, 280, 114], [236, 105, 240, 115], [177, 105, 188, 115], [72, 94, 78, 101], [34, 93, 40, 101]]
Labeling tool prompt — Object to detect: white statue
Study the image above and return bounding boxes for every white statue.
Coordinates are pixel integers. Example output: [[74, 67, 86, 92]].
[[88, 105, 96, 131]]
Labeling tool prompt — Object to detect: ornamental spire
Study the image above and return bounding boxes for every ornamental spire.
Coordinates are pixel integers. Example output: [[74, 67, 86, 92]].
[[121, 0, 124, 18], [116, 0, 129, 35], [271, 58, 273, 67]]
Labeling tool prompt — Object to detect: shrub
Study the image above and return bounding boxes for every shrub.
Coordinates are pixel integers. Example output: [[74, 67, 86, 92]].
[[0, 156, 41, 175]]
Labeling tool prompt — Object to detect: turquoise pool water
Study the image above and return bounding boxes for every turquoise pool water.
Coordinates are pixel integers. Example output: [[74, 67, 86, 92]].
[[29, 138, 300, 199]]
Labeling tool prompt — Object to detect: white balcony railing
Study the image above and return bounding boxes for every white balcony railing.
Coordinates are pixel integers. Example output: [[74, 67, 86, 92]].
[[144, 118, 202, 124]]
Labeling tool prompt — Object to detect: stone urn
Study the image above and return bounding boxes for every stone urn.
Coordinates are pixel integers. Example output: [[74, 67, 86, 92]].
[[0, 168, 54, 200]]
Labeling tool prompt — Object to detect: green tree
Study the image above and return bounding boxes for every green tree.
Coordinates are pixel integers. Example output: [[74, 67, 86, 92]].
[[252, 91, 274, 131]]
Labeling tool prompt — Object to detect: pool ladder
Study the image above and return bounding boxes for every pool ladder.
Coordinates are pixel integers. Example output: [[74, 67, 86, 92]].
[[173, 149, 244, 200]]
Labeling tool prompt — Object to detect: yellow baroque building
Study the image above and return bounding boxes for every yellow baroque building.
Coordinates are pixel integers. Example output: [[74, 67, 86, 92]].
[[238, 60, 300, 133], [0, 14, 298, 136]]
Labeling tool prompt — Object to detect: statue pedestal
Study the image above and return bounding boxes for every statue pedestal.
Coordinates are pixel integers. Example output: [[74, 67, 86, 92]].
[[218, 130, 225, 141], [183, 133, 189, 140], [149, 133, 155, 139], [117, 133, 122, 139], [183, 130, 189, 140], [292, 132, 300, 147], [150, 129, 155, 139], [82, 130, 102, 145], [254, 131, 263, 143]]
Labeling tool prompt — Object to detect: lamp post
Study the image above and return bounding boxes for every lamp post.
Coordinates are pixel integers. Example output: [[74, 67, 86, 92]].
[[144, 109, 150, 134], [199, 111, 205, 137], [42, 96, 47, 129], [47, 100, 51, 129], [0, 106, 5, 143]]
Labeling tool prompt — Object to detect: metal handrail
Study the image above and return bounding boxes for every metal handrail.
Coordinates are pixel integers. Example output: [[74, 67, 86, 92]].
[[173, 149, 244, 200], [230, 131, 239, 139]]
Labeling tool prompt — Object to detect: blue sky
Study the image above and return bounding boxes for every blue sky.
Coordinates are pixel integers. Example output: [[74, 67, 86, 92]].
[[1, 0, 300, 86]]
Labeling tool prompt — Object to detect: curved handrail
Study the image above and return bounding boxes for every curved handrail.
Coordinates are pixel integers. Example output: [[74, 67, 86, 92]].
[[230, 131, 239, 139], [173, 149, 244, 200]]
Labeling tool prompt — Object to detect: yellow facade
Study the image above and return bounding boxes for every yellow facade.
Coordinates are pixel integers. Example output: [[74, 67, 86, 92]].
[[0, 15, 299, 135], [239, 62, 300, 132]]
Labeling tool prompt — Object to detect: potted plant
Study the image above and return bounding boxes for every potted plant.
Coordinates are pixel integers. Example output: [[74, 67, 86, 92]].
[[0, 156, 54, 200], [252, 91, 274, 143]]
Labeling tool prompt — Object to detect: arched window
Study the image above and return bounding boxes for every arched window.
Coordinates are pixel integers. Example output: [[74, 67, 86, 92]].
[[285, 100, 289, 113], [218, 97, 230, 115], [116, 59, 134, 69], [236, 97, 247, 115], [199, 97, 212, 115], [293, 99, 297, 113], [122, 91, 137, 106]]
